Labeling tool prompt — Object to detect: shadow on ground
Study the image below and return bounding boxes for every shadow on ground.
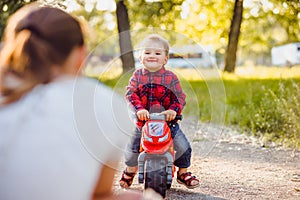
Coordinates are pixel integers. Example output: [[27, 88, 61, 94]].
[[166, 188, 226, 200]]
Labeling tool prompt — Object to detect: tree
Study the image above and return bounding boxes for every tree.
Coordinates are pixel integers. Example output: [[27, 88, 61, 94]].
[[70, 0, 117, 52], [224, 0, 243, 73], [0, 0, 37, 40], [125, 0, 184, 45], [238, 0, 299, 66], [126, 0, 183, 30], [116, 0, 135, 73], [115, 0, 184, 73], [271, 0, 299, 43]]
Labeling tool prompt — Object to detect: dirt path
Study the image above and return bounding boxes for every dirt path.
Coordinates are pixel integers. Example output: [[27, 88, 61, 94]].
[[113, 119, 300, 199]]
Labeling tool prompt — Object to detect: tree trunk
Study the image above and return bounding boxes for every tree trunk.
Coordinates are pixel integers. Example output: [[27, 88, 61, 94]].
[[224, 0, 243, 73], [116, 0, 135, 73]]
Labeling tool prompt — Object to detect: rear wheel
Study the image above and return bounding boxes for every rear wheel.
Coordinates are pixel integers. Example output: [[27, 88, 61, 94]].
[[145, 158, 167, 198]]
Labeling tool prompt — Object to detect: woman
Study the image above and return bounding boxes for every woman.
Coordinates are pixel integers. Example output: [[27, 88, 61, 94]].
[[0, 4, 152, 200]]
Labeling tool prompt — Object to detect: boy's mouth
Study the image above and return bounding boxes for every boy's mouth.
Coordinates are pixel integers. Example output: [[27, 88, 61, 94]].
[[147, 59, 157, 62]]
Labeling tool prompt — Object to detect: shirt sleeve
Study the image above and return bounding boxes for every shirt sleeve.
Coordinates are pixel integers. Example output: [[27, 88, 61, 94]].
[[125, 71, 144, 112], [168, 73, 186, 114]]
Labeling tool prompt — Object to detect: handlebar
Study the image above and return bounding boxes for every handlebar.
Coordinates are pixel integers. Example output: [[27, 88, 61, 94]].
[[174, 115, 182, 121], [149, 113, 182, 121]]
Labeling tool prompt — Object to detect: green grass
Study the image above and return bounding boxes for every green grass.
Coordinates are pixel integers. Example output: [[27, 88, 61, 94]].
[[95, 65, 300, 149], [217, 78, 300, 149]]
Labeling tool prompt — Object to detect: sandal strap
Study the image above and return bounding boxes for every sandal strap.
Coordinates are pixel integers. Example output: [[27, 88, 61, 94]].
[[123, 170, 136, 178], [119, 170, 136, 188], [177, 172, 198, 186]]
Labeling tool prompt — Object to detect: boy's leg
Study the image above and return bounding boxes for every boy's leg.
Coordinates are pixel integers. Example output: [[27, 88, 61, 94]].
[[120, 128, 141, 188], [170, 123, 192, 168], [171, 123, 199, 188], [124, 128, 141, 167]]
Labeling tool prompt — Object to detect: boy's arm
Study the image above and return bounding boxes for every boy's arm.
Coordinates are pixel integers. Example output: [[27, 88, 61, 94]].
[[168, 74, 186, 114], [125, 73, 144, 112], [161, 109, 177, 121]]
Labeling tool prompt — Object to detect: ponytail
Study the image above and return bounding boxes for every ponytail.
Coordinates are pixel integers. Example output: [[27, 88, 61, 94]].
[[1, 29, 30, 74], [0, 5, 84, 105], [0, 23, 59, 105], [0, 29, 51, 105]]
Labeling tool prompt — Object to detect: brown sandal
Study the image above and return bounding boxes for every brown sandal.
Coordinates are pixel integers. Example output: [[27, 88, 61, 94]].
[[119, 170, 136, 188], [177, 172, 200, 189]]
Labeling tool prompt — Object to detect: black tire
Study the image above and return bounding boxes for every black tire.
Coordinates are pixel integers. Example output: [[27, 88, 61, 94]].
[[167, 183, 172, 190], [145, 158, 167, 198]]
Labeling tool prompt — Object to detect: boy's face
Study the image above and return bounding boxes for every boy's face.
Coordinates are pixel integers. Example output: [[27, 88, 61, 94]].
[[139, 42, 168, 72]]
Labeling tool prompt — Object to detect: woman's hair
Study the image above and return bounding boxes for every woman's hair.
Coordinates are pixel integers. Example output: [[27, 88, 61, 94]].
[[0, 4, 84, 105], [139, 34, 169, 54]]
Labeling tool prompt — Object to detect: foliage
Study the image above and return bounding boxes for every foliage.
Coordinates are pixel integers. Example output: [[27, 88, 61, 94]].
[[0, 0, 37, 40], [252, 79, 300, 149], [126, 0, 184, 30], [270, 0, 299, 43], [210, 73, 300, 149], [174, 0, 299, 66], [68, 1, 118, 52], [1, 0, 299, 66], [240, 0, 299, 65], [123, 0, 300, 66], [124, 0, 185, 48], [175, 0, 233, 53]]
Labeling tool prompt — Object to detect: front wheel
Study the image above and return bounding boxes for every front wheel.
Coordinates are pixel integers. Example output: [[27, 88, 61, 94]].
[[145, 158, 167, 198], [167, 183, 172, 190]]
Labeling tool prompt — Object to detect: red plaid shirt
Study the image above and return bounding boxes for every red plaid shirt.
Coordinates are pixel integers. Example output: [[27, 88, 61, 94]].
[[126, 66, 186, 128]]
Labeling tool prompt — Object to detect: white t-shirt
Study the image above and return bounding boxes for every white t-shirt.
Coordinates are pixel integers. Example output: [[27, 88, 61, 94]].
[[0, 76, 133, 200]]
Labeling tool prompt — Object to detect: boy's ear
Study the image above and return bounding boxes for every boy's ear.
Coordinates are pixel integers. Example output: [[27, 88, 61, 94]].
[[164, 55, 169, 64]]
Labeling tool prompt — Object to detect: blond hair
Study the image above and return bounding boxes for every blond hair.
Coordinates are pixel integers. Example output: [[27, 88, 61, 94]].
[[139, 34, 169, 54]]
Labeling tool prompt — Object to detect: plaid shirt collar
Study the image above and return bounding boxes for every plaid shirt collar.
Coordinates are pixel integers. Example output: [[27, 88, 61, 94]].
[[141, 66, 166, 75]]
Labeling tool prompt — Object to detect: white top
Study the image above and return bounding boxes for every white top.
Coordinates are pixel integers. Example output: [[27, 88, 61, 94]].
[[0, 76, 133, 200]]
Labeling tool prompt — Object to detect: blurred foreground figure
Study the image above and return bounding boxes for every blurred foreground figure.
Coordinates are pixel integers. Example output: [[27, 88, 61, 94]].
[[0, 3, 160, 200]]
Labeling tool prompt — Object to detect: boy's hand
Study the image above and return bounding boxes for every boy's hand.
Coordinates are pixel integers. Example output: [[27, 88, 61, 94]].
[[137, 109, 149, 121], [161, 110, 177, 121]]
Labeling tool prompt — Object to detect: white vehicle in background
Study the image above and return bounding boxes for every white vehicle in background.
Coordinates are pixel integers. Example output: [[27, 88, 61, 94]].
[[271, 42, 300, 67], [167, 45, 216, 68]]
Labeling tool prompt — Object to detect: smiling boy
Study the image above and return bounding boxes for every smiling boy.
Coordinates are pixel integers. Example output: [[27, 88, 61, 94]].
[[120, 34, 199, 189]]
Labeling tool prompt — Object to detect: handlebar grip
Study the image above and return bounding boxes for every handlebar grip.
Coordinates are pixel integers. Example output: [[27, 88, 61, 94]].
[[175, 115, 183, 120]]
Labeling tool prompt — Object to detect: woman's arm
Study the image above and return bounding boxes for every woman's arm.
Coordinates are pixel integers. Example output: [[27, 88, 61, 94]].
[[92, 165, 146, 200], [92, 165, 115, 200]]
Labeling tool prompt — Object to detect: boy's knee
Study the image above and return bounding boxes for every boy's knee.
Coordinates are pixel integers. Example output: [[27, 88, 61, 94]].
[[174, 147, 192, 168], [183, 146, 192, 157], [125, 152, 139, 166]]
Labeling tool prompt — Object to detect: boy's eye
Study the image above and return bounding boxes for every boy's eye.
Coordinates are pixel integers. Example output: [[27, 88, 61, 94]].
[[155, 52, 161, 55], [145, 52, 150, 54]]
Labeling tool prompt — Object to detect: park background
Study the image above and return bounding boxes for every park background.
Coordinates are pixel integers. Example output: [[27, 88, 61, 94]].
[[1, 0, 299, 149]]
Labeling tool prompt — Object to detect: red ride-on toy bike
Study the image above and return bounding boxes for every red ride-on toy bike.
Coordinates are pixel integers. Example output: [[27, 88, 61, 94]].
[[138, 113, 182, 198]]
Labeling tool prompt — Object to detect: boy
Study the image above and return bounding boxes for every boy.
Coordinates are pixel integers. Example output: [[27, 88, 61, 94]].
[[120, 34, 199, 189]]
